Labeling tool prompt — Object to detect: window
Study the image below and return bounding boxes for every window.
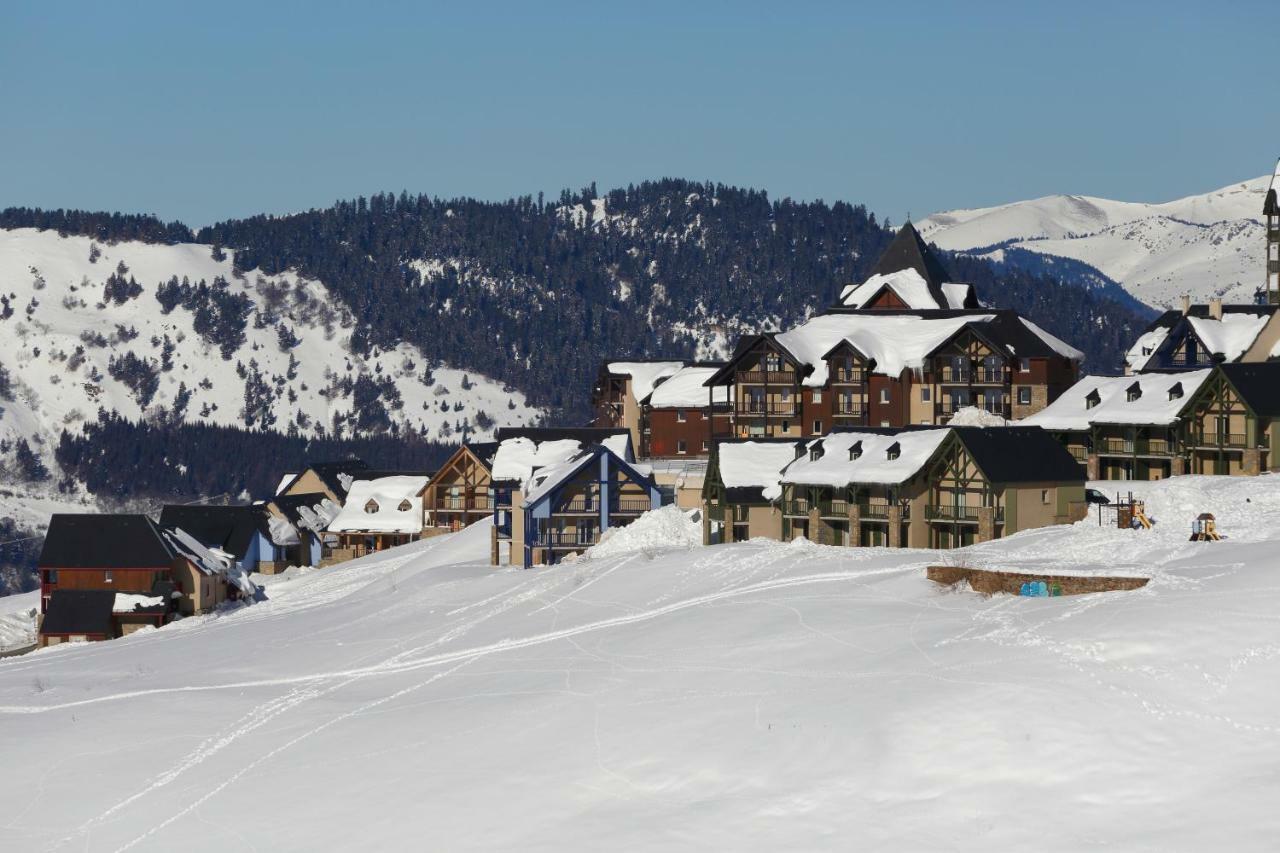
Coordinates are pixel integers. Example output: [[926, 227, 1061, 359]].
[[1085, 390, 1100, 410], [397, 499, 412, 512], [1168, 382, 1183, 401], [364, 499, 380, 514], [812, 420, 822, 434], [1126, 382, 1142, 403], [780, 388, 792, 401], [811, 390, 823, 403], [886, 442, 901, 460], [765, 353, 782, 372], [849, 441, 862, 461], [921, 387, 931, 403], [1041, 489, 1050, 504], [810, 447, 822, 462], [781, 421, 790, 433], [880, 420, 890, 427], [879, 388, 890, 403], [676, 409, 687, 423], [677, 439, 687, 455], [1019, 358, 1031, 373], [104, 570, 113, 584], [1017, 387, 1031, 406]]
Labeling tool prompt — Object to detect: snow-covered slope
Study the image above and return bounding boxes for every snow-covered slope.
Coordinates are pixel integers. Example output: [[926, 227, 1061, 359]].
[[919, 175, 1270, 309], [3, 476, 1280, 850], [0, 228, 541, 468]]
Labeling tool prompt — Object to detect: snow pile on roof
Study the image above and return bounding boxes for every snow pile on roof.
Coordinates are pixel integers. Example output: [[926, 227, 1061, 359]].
[[947, 406, 1009, 426], [608, 361, 684, 402], [296, 497, 340, 532], [1187, 314, 1269, 361], [647, 366, 731, 407], [274, 474, 296, 496], [718, 441, 801, 501], [112, 594, 164, 612], [839, 269, 941, 309], [776, 314, 994, 386], [523, 453, 593, 507], [782, 430, 950, 487], [1023, 370, 1212, 430], [1125, 327, 1171, 372], [167, 526, 258, 597], [328, 476, 429, 534], [941, 282, 975, 309], [600, 433, 633, 461], [1020, 318, 1085, 360], [584, 505, 701, 559], [268, 515, 301, 547], [491, 437, 587, 489]]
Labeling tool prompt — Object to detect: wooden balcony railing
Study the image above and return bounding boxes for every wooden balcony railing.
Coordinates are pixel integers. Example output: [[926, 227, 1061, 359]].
[[737, 370, 794, 385], [1197, 432, 1249, 448], [830, 371, 866, 384], [782, 498, 810, 516], [535, 530, 599, 548], [611, 498, 652, 514], [736, 402, 798, 416], [833, 405, 865, 417], [857, 503, 891, 519], [924, 504, 992, 522], [436, 497, 491, 511], [1097, 438, 1172, 456]]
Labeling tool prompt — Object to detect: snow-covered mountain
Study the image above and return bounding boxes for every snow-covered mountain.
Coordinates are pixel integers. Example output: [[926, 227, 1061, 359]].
[[919, 173, 1273, 309], [2, 475, 1279, 849], [0, 228, 542, 471]]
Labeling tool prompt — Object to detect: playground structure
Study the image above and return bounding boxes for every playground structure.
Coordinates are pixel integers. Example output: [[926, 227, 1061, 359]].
[[1190, 512, 1222, 542], [1098, 491, 1154, 530]]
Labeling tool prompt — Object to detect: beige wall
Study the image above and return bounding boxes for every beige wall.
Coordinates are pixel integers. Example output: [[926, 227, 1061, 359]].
[[506, 489, 526, 567], [1242, 314, 1280, 362], [907, 381, 936, 426], [622, 380, 643, 455], [1006, 482, 1085, 533], [747, 505, 782, 540], [284, 470, 338, 502]]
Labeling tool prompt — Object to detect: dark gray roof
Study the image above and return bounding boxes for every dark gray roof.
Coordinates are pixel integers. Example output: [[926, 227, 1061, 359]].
[[462, 441, 499, 467], [281, 459, 370, 500], [1219, 363, 1280, 417], [40, 590, 114, 636], [38, 515, 175, 570], [494, 427, 630, 444], [950, 427, 1085, 484], [870, 222, 953, 302], [158, 505, 267, 560]]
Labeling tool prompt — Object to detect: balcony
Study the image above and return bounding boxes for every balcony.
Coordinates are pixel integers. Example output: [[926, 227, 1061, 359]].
[[972, 367, 1008, 384], [938, 368, 971, 383], [782, 498, 810, 517], [1096, 438, 1172, 456], [1195, 432, 1249, 449], [1167, 353, 1212, 368], [610, 498, 652, 515], [534, 530, 599, 548], [435, 496, 492, 512], [833, 405, 865, 417], [857, 503, 891, 520], [736, 402, 798, 417], [556, 497, 600, 513], [818, 499, 849, 518], [830, 370, 866, 384], [737, 370, 794, 385], [924, 504, 997, 523]]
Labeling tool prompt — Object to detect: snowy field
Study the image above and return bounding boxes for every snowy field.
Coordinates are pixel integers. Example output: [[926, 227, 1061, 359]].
[[1, 475, 1279, 850]]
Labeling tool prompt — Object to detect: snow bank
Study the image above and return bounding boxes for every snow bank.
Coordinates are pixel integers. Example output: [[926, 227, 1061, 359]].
[[947, 406, 1009, 426], [584, 505, 701, 559], [0, 593, 37, 651]]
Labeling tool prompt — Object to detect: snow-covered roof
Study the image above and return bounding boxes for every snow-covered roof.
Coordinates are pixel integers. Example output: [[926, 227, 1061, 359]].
[[522, 453, 592, 507], [1186, 314, 1270, 362], [274, 473, 296, 496], [838, 269, 976, 311], [491, 437, 585, 490], [782, 430, 950, 488], [166, 527, 258, 597], [112, 593, 165, 612], [1022, 370, 1212, 430], [1020, 317, 1085, 360], [327, 476, 430, 534], [607, 361, 684, 402], [775, 313, 994, 386], [717, 441, 803, 501], [1125, 328, 1170, 372], [646, 366, 731, 407]]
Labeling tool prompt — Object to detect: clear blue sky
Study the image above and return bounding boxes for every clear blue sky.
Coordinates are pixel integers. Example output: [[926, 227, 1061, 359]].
[[3, 1, 1276, 228]]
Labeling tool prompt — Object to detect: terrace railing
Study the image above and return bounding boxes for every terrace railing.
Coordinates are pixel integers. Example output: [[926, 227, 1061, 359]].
[[736, 402, 798, 416]]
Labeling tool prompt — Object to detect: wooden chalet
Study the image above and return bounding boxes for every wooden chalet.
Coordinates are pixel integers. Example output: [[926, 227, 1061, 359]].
[[278, 459, 372, 503], [638, 363, 732, 458], [1124, 301, 1280, 374], [36, 514, 255, 646], [422, 441, 499, 531], [1181, 364, 1280, 475], [701, 439, 805, 545], [325, 475, 432, 561], [488, 427, 658, 567]]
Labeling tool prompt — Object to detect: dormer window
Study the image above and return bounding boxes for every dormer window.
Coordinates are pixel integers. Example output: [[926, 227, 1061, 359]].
[[364, 499, 379, 514], [765, 353, 782, 372], [1126, 382, 1142, 403], [849, 441, 862, 461], [1085, 389, 1100, 410], [397, 499, 412, 512], [795, 445, 807, 460], [1168, 382, 1183, 401], [809, 446, 822, 462], [886, 442, 901, 461]]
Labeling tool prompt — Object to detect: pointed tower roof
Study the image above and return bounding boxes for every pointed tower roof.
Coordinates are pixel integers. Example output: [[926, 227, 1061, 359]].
[[1265, 158, 1280, 216], [870, 222, 953, 298]]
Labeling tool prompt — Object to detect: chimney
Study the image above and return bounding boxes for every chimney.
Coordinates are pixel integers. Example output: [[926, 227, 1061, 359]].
[[1180, 294, 1191, 315], [1209, 297, 1223, 320]]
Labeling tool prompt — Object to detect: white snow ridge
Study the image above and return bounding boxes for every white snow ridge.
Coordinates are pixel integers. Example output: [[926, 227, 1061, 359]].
[[3, 476, 1280, 849]]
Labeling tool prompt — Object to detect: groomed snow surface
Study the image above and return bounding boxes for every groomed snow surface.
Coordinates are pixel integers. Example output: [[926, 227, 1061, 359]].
[[3, 475, 1280, 850]]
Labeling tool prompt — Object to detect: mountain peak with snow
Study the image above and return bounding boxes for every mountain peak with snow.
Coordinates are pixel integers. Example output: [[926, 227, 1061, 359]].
[[919, 176, 1271, 309]]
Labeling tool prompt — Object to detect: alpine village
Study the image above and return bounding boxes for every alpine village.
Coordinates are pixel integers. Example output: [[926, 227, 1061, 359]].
[[29, 165, 1280, 650]]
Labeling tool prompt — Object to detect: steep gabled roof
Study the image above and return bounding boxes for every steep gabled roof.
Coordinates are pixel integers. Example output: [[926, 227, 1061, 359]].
[[870, 222, 953, 303], [40, 590, 115, 636], [280, 459, 370, 501], [1218, 363, 1280, 417], [158, 505, 267, 561], [950, 427, 1084, 484], [38, 515, 176, 570]]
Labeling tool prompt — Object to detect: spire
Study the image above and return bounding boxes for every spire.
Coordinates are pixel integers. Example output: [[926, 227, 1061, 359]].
[[870, 222, 953, 301]]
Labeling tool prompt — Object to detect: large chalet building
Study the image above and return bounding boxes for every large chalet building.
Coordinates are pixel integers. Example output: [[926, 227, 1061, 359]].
[[595, 223, 1082, 454]]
